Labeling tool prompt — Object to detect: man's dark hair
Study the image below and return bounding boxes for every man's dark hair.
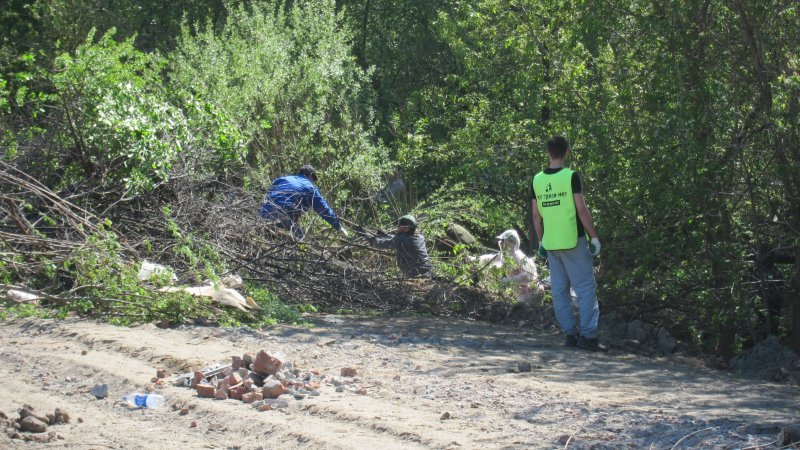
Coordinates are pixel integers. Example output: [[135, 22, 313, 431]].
[[546, 136, 569, 159], [298, 164, 317, 182]]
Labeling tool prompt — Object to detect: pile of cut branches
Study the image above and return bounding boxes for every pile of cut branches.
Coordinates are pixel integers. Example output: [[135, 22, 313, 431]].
[[1, 162, 500, 324]]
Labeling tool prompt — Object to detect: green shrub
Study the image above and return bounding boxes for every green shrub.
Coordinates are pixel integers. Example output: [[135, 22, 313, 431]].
[[50, 29, 189, 194], [170, 0, 392, 213]]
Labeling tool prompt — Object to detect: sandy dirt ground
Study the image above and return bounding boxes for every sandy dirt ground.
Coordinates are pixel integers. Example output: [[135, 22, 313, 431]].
[[0, 315, 798, 449]]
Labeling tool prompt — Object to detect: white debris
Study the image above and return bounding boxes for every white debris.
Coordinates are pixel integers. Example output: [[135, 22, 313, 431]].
[[5, 289, 41, 303], [160, 285, 254, 312], [137, 260, 178, 283]]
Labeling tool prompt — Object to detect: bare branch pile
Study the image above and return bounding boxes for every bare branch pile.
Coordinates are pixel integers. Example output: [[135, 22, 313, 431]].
[[1, 163, 501, 320]]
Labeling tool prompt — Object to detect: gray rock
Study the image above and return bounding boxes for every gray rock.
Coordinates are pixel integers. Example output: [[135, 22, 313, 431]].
[[635, 322, 652, 344], [657, 327, 677, 354], [248, 372, 265, 386], [445, 223, 476, 246], [626, 320, 644, 341], [19, 416, 48, 433], [253, 398, 289, 409], [90, 383, 108, 399], [517, 362, 532, 372]]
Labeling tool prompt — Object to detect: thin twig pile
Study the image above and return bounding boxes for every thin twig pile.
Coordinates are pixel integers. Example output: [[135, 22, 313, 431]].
[[0, 163, 498, 320]]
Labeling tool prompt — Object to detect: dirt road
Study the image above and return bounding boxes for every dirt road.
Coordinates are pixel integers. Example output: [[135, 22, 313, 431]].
[[0, 316, 797, 449]]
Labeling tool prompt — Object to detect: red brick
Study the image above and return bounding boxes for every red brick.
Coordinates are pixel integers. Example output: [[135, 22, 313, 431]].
[[254, 392, 263, 401], [341, 367, 357, 377], [156, 368, 170, 378], [227, 372, 242, 386], [229, 384, 245, 400], [241, 392, 256, 404], [262, 379, 286, 398], [192, 371, 204, 388], [195, 383, 215, 398], [252, 350, 282, 376], [214, 389, 228, 400]]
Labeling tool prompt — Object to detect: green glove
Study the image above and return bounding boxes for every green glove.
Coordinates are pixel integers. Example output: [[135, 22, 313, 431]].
[[538, 244, 547, 259]]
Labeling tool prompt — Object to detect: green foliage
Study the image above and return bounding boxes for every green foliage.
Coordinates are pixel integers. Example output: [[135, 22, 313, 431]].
[[219, 283, 306, 327], [1, 303, 56, 320], [56, 224, 214, 325], [414, 182, 516, 248], [338, 0, 457, 143], [169, 0, 391, 212], [161, 206, 227, 283], [49, 29, 189, 193], [0, 77, 8, 113], [180, 97, 248, 180], [0, 0, 228, 59], [297, 303, 319, 313]]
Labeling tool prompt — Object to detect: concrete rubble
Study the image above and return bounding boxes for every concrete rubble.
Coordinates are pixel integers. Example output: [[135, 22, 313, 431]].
[[174, 349, 364, 411]]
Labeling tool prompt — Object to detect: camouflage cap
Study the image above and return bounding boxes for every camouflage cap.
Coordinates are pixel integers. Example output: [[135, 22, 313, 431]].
[[396, 214, 417, 227]]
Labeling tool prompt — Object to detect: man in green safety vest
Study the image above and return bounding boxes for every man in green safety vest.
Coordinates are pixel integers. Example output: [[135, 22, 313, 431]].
[[532, 136, 606, 352]]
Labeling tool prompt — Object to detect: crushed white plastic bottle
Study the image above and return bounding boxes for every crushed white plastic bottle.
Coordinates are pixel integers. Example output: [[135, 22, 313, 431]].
[[122, 393, 165, 409]]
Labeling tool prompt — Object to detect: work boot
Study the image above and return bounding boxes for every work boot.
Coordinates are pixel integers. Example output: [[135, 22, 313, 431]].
[[564, 334, 578, 348], [577, 336, 608, 353]]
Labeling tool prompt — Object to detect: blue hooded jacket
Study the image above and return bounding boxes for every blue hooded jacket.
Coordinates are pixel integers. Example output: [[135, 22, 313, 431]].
[[259, 174, 341, 230]]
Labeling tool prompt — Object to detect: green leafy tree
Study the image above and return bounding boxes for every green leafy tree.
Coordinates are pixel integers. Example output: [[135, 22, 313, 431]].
[[170, 0, 391, 210], [50, 29, 189, 194]]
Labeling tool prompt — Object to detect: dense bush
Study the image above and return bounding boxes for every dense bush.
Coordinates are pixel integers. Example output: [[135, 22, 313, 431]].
[[169, 0, 392, 212]]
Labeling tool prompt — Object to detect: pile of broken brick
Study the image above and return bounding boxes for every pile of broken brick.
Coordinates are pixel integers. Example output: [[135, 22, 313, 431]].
[[175, 350, 363, 411]]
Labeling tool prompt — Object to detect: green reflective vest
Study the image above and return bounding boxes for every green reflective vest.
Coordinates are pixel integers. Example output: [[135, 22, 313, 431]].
[[533, 168, 578, 250]]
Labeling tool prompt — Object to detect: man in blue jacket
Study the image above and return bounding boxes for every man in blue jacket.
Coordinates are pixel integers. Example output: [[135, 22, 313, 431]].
[[259, 165, 348, 239]]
